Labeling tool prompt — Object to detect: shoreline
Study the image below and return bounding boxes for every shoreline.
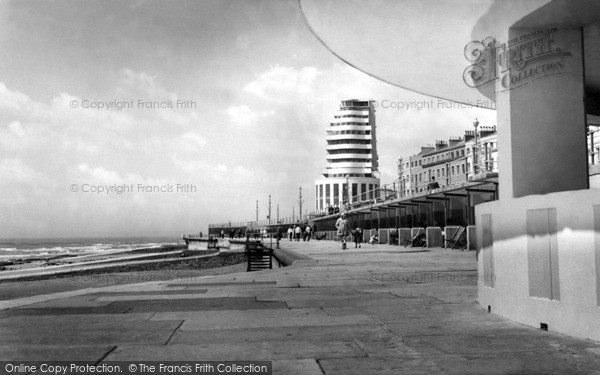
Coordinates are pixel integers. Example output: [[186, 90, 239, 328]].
[[0, 251, 247, 301]]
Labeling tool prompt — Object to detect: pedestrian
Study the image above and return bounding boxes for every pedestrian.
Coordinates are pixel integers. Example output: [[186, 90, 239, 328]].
[[353, 227, 362, 248], [294, 225, 301, 241], [220, 230, 224, 239], [305, 225, 312, 241], [287, 227, 293, 241], [335, 213, 350, 249]]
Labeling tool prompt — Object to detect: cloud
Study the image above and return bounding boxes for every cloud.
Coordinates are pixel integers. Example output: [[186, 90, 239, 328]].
[[118, 68, 177, 101], [245, 65, 320, 102], [225, 105, 275, 127]]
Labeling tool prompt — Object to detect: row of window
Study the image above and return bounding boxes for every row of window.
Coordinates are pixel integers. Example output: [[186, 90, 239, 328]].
[[408, 142, 498, 168], [326, 130, 371, 135], [327, 158, 371, 163], [328, 139, 372, 145], [328, 149, 371, 155], [409, 163, 469, 184], [324, 173, 374, 178], [316, 183, 379, 210], [334, 114, 369, 119], [329, 122, 369, 126]]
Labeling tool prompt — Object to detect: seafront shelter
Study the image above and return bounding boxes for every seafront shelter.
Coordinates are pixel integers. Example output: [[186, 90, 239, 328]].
[[310, 180, 497, 249], [299, 0, 600, 341]]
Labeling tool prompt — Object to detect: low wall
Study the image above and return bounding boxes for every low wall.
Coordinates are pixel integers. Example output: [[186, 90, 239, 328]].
[[476, 189, 600, 341], [467, 226, 477, 250], [273, 248, 317, 267], [399, 228, 411, 246], [426, 227, 443, 247], [379, 229, 389, 244]]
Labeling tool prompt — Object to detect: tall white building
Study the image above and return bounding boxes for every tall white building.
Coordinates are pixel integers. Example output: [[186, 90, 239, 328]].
[[315, 99, 380, 211]]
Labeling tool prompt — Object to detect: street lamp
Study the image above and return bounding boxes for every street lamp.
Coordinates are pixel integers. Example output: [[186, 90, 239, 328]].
[[473, 118, 479, 175]]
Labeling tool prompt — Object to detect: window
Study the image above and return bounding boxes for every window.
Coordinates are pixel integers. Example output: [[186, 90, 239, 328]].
[[326, 185, 330, 205], [462, 165, 465, 173], [319, 185, 323, 209], [334, 184, 339, 204]]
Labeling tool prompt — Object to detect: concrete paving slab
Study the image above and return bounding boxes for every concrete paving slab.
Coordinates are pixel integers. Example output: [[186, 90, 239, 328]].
[[385, 319, 529, 337], [112, 297, 288, 313], [92, 290, 208, 296], [401, 333, 598, 356], [319, 356, 440, 375], [3, 304, 132, 316], [1, 319, 182, 333], [170, 324, 394, 345], [1, 327, 177, 345], [0, 312, 155, 326], [271, 359, 323, 375], [95, 294, 219, 301], [15, 300, 116, 308], [165, 281, 277, 287], [431, 352, 600, 375], [179, 314, 377, 331], [151, 308, 326, 322], [323, 303, 497, 324], [105, 341, 365, 361], [282, 295, 410, 309], [0, 345, 115, 361]]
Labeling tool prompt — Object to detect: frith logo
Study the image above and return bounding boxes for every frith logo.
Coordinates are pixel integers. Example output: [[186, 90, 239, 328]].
[[463, 28, 572, 91]]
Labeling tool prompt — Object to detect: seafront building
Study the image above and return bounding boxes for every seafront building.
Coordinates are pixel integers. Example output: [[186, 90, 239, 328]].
[[398, 125, 498, 197], [314, 99, 380, 212]]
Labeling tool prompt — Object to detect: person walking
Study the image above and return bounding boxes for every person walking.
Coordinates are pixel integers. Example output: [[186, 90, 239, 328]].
[[353, 227, 362, 248], [294, 225, 301, 241], [305, 225, 312, 241], [287, 227, 293, 241], [335, 213, 350, 249]]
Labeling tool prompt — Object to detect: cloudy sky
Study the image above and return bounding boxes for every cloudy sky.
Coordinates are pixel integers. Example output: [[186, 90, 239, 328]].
[[0, 0, 496, 239]]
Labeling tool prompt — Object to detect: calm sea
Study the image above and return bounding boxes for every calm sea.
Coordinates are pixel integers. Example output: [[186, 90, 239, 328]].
[[0, 236, 182, 260]]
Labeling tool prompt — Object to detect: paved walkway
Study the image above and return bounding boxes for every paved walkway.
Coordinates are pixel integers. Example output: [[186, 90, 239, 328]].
[[2, 241, 600, 374]]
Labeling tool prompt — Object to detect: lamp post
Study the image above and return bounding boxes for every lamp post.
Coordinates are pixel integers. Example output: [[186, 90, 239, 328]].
[[473, 118, 479, 175]]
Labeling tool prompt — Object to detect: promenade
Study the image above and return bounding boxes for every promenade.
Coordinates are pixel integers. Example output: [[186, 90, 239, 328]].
[[2, 241, 600, 374]]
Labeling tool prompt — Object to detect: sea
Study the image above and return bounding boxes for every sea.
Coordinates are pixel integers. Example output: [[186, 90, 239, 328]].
[[0, 236, 182, 261]]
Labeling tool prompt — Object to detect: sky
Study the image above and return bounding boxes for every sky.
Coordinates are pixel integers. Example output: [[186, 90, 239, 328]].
[[0, 0, 496, 239]]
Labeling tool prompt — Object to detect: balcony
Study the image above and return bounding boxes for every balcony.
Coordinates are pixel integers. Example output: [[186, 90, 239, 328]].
[[323, 166, 373, 175], [326, 153, 373, 160], [326, 133, 372, 141], [325, 161, 373, 169], [330, 119, 369, 126], [327, 143, 372, 150]]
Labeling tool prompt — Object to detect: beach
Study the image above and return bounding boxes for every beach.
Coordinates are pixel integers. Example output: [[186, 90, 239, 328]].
[[0, 243, 247, 300]]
